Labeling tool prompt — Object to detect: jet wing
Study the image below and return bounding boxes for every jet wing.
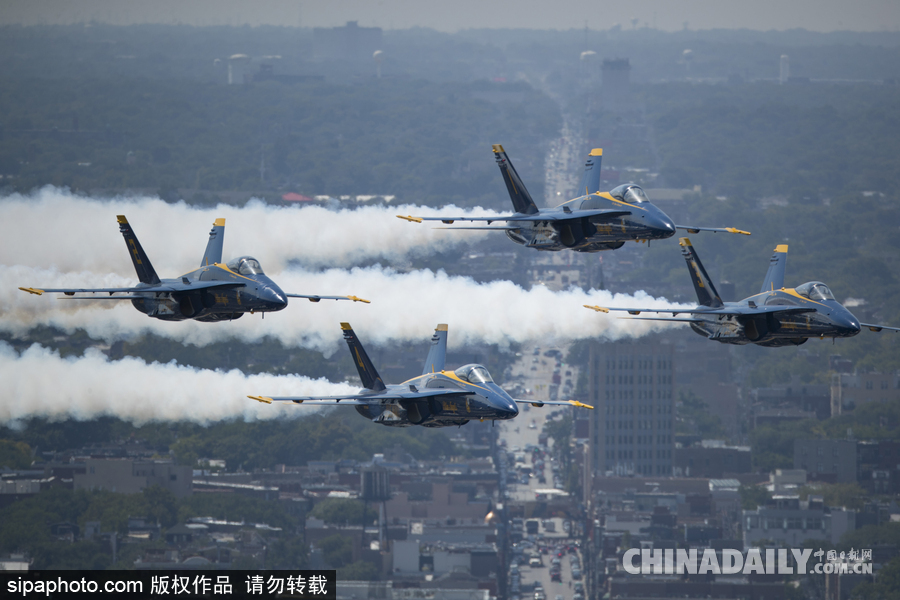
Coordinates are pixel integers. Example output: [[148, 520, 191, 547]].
[[248, 388, 468, 405], [860, 322, 900, 333], [514, 399, 594, 409], [584, 304, 816, 318], [398, 209, 630, 225], [286, 294, 370, 303], [19, 281, 245, 297], [676, 225, 751, 235]]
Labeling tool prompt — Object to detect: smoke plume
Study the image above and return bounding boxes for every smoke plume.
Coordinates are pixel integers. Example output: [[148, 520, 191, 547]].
[[0, 186, 496, 274], [0, 342, 358, 424], [4, 264, 689, 353]]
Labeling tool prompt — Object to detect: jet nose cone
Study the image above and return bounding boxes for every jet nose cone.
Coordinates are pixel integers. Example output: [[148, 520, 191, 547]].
[[646, 211, 676, 238], [838, 313, 861, 336], [262, 285, 288, 311], [491, 386, 519, 419]]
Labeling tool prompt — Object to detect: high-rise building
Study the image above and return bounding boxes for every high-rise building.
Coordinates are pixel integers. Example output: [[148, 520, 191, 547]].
[[779, 54, 790, 84], [588, 338, 675, 478]]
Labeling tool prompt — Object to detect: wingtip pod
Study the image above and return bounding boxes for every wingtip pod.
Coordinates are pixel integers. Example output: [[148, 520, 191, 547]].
[[19, 287, 44, 296], [868, 326, 883, 332], [248, 395, 273, 404], [727, 227, 752, 235], [397, 215, 423, 223], [568, 400, 594, 409], [583, 304, 610, 313], [346, 295, 371, 304]]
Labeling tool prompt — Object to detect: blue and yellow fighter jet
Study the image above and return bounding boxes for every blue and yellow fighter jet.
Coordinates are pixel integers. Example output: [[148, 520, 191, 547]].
[[249, 323, 593, 427], [398, 145, 749, 252], [19, 216, 368, 322], [585, 238, 900, 347]]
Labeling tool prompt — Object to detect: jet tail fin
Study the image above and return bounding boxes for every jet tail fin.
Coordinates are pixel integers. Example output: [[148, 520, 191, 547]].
[[117, 216, 160, 285], [422, 324, 448, 375], [201, 218, 226, 266], [492, 144, 539, 215], [578, 148, 603, 195], [679, 238, 723, 307], [759, 244, 788, 293], [341, 323, 386, 392]]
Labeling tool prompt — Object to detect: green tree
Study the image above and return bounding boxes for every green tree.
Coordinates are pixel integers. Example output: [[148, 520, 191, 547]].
[[0, 440, 33, 468], [310, 499, 377, 526], [338, 560, 380, 581], [318, 534, 354, 569], [797, 482, 866, 511], [739, 485, 772, 510], [851, 556, 900, 600]]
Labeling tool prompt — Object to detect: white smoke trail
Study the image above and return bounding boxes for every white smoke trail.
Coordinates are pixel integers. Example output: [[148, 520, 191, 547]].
[[0, 342, 358, 424], [0, 186, 499, 274], [3, 264, 690, 352]]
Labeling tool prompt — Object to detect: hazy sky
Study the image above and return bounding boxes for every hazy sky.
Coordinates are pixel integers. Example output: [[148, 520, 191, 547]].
[[2, 0, 899, 32]]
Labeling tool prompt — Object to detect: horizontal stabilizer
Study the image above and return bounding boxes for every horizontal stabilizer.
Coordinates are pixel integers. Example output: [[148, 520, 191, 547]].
[[248, 388, 468, 405], [584, 303, 815, 318], [405, 209, 630, 225], [19, 281, 244, 297]]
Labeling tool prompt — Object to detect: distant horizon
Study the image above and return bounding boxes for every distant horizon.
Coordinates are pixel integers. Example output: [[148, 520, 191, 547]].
[[2, 0, 899, 33]]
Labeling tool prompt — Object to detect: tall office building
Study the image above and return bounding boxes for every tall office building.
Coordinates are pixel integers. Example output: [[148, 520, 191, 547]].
[[588, 339, 675, 478]]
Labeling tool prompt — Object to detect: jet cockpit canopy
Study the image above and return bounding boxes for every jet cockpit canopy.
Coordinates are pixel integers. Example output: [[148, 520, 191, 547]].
[[454, 364, 494, 384], [610, 184, 650, 204], [227, 256, 264, 276], [795, 281, 835, 301]]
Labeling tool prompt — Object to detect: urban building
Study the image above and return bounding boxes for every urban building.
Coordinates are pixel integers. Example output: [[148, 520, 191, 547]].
[[794, 439, 858, 484], [831, 371, 900, 414], [74, 458, 192, 498], [588, 339, 676, 477], [743, 496, 857, 547], [313, 21, 383, 61], [674, 441, 752, 478]]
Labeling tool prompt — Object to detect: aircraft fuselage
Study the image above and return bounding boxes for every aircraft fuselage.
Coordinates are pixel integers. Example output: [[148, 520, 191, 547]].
[[352, 371, 520, 428], [687, 288, 861, 347], [130, 263, 287, 322], [504, 192, 676, 252]]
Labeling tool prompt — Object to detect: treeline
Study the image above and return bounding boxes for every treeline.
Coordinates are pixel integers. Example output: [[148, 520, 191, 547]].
[[0, 411, 458, 472], [645, 81, 900, 197], [0, 75, 560, 205], [0, 486, 304, 570], [748, 400, 900, 472]]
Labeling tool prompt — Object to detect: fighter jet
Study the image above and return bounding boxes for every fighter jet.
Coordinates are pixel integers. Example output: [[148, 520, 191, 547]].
[[249, 323, 593, 427], [584, 238, 900, 346], [19, 216, 369, 322], [397, 145, 749, 252]]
